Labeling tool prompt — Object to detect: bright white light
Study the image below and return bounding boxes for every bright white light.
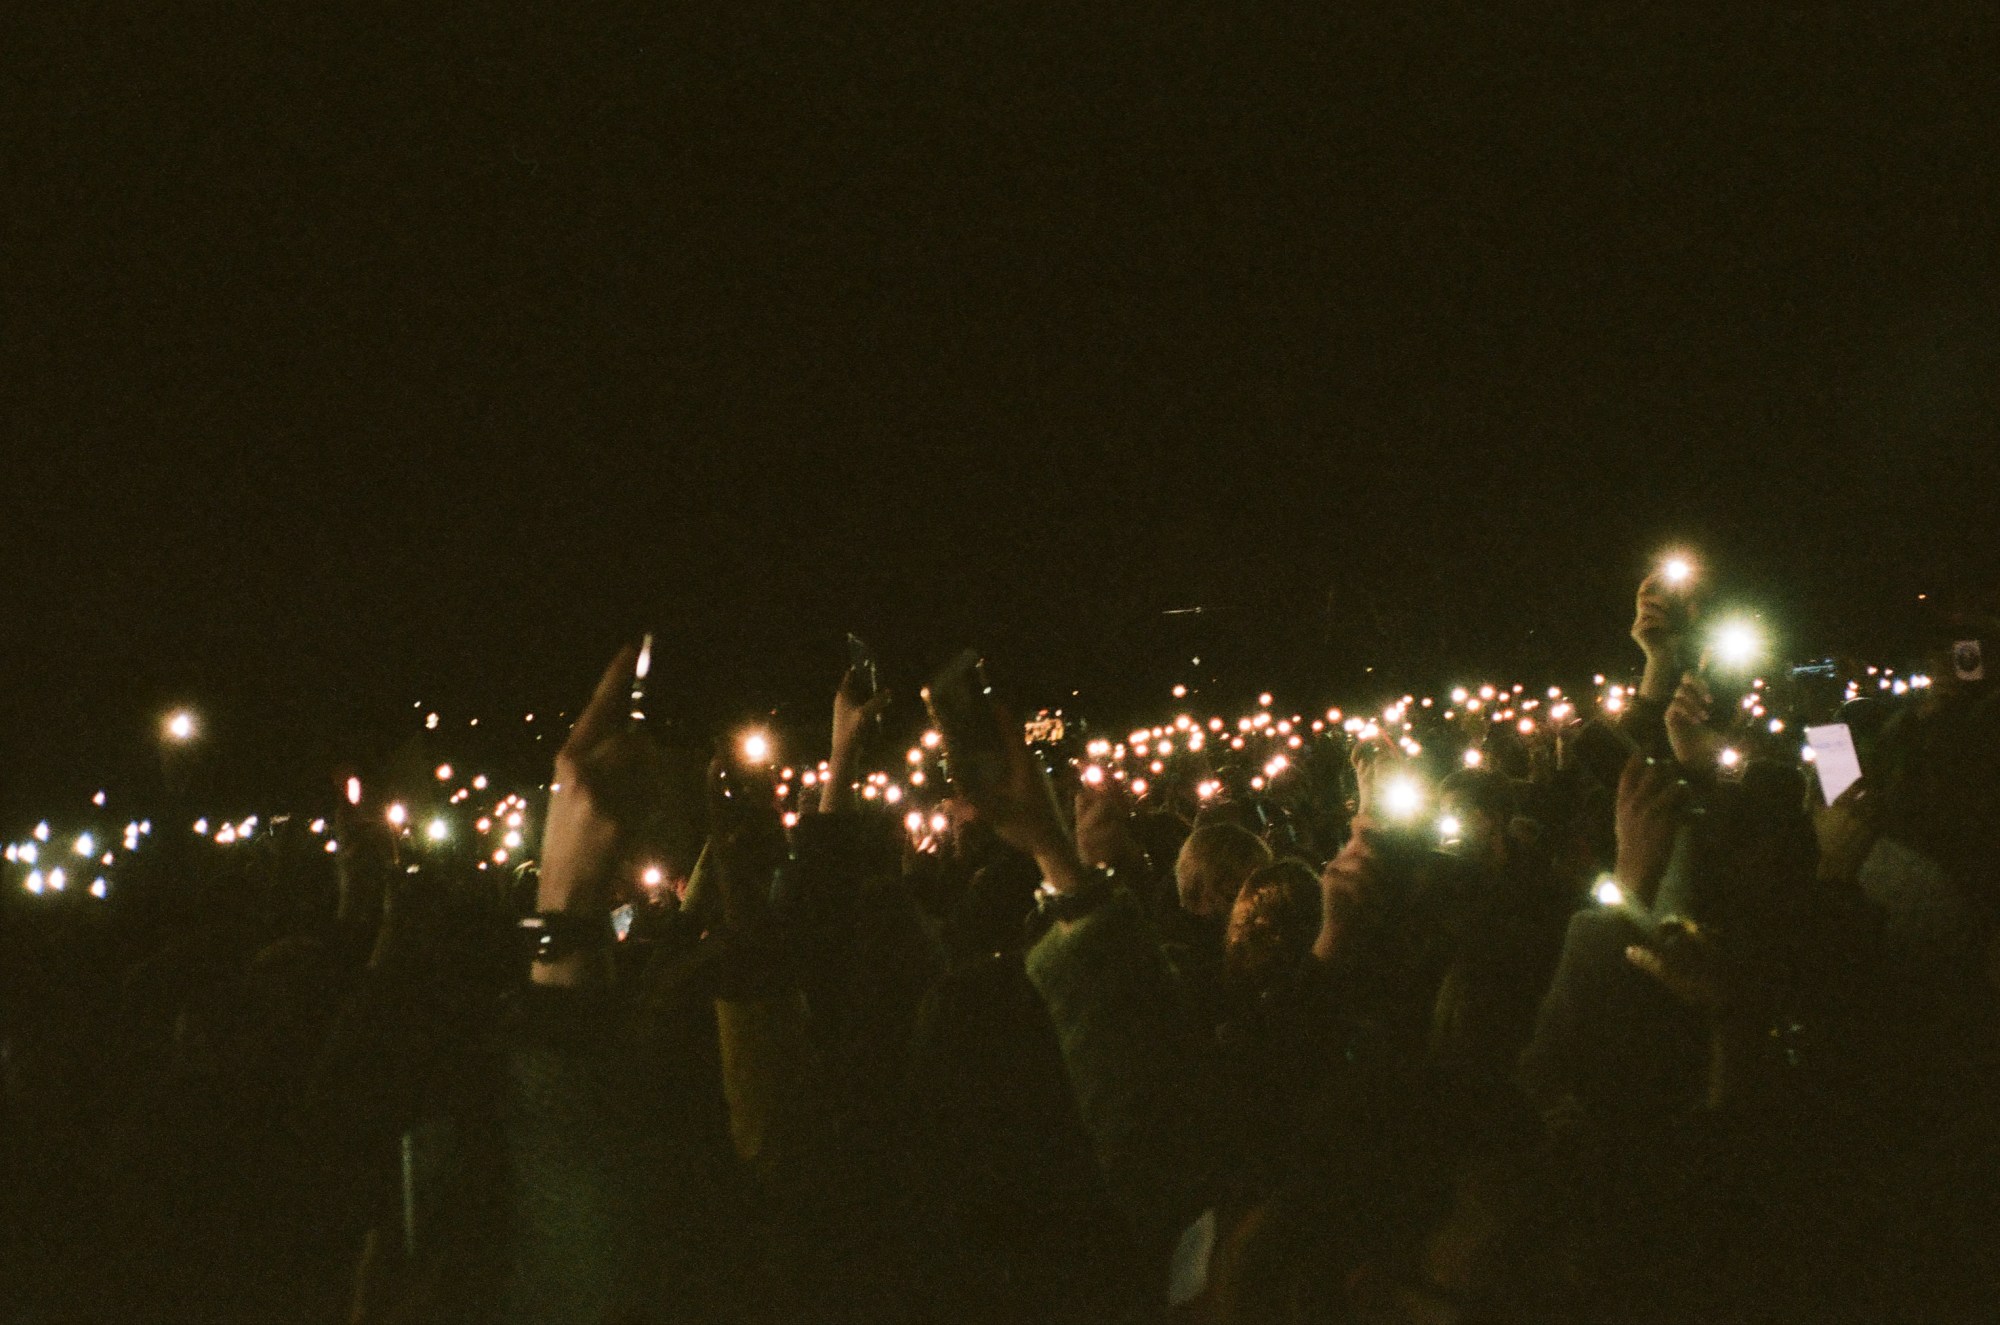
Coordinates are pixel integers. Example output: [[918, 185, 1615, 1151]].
[[503, 830, 522, 849], [425, 712, 440, 730], [387, 803, 408, 828], [741, 731, 772, 764], [89, 877, 108, 899], [192, 819, 208, 835], [346, 777, 363, 806], [1081, 765, 1104, 786], [1710, 620, 1763, 671], [1717, 748, 1741, 769], [884, 784, 903, 805], [1130, 778, 1149, 796], [1380, 776, 1424, 821], [930, 813, 949, 832], [641, 866, 664, 887], [1438, 814, 1462, 841], [309, 818, 326, 834], [920, 730, 941, 749], [26, 870, 45, 894], [48, 868, 65, 891], [215, 826, 236, 845], [472, 775, 488, 790], [74, 833, 96, 857], [1593, 876, 1624, 906], [905, 810, 925, 833], [33, 822, 50, 843], [165, 711, 196, 742], [1662, 557, 1692, 586], [493, 848, 509, 864], [426, 818, 449, 843], [506, 812, 523, 829], [1258, 692, 1273, 707], [435, 764, 454, 782], [325, 839, 339, 853], [18, 843, 36, 865], [92, 791, 107, 807]]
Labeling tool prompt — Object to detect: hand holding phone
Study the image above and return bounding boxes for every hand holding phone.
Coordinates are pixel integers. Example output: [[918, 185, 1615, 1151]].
[[922, 650, 1079, 886]]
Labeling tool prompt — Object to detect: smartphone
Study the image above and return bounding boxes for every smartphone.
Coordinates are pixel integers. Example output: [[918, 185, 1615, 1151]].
[[845, 632, 879, 698], [1954, 640, 1985, 682], [628, 633, 654, 724], [610, 902, 635, 942], [1805, 723, 1862, 805], [921, 648, 1011, 799]]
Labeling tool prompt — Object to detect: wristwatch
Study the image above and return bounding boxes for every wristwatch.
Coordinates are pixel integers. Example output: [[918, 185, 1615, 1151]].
[[519, 911, 613, 964]]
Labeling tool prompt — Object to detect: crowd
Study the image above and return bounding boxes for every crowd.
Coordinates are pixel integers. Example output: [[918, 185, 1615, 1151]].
[[2, 561, 1997, 1323]]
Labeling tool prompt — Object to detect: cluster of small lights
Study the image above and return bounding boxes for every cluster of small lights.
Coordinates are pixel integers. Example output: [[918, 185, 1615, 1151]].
[[8, 623, 1934, 899]]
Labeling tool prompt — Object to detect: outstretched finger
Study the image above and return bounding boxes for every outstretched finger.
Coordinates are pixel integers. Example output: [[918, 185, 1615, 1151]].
[[567, 643, 641, 753]]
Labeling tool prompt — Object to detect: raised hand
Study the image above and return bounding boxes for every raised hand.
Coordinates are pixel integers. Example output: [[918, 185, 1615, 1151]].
[[1632, 571, 1693, 701], [954, 696, 1088, 894], [1073, 779, 1139, 873], [820, 667, 891, 814], [1663, 672, 1721, 769], [535, 645, 665, 981], [1624, 917, 1736, 1015], [1613, 753, 1689, 910]]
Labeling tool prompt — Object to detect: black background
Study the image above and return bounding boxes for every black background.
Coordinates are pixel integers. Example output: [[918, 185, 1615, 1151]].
[[6, 4, 1997, 811]]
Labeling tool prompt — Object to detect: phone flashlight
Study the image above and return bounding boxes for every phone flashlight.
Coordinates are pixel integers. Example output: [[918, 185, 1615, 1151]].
[[629, 633, 653, 723], [1660, 556, 1694, 588]]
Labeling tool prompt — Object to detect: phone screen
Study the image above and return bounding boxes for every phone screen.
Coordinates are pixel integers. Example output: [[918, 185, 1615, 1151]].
[[1805, 723, 1862, 805]]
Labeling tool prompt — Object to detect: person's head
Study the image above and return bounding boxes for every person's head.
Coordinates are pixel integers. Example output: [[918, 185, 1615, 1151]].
[[1224, 859, 1321, 990], [1175, 823, 1273, 920]]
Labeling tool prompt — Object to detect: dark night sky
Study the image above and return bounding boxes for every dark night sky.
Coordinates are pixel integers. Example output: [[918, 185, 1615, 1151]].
[[5, 4, 1998, 809]]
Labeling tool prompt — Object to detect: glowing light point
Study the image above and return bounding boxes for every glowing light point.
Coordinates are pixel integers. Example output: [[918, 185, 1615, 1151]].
[[1662, 557, 1693, 586], [1380, 776, 1424, 821], [1593, 876, 1625, 907], [741, 731, 772, 764], [426, 818, 449, 843], [73, 833, 94, 857], [345, 777, 363, 806], [387, 803, 408, 828], [33, 822, 50, 843], [89, 877, 108, 899], [1710, 620, 1763, 672], [435, 764, 454, 782], [165, 711, 197, 742], [1438, 815, 1462, 841]]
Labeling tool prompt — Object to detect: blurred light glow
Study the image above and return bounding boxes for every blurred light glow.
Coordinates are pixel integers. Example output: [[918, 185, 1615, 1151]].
[[1380, 776, 1424, 821], [1593, 876, 1624, 906], [426, 818, 449, 842], [165, 711, 196, 742], [1710, 619, 1763, 671]]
